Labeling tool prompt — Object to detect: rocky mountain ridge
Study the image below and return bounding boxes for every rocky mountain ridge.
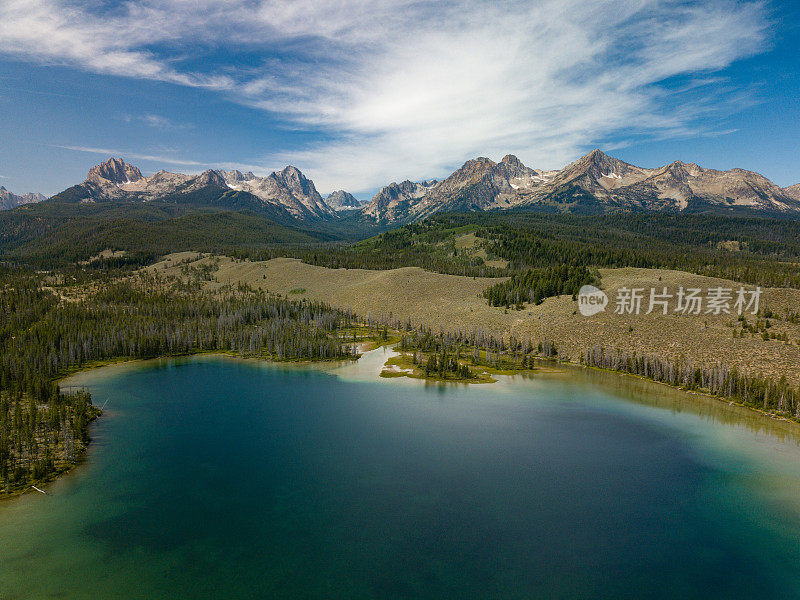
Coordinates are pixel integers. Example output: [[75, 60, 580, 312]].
[[785, 183, 800, 202], [221, 166, 335, 218], [0, 186, 47, 211], [361, 150, 800, 222]]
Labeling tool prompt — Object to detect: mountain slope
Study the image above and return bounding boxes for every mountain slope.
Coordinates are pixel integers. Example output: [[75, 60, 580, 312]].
[[0, 200, 323, 265], [413, 155, 557, 218], [361, 180, 438, 222]]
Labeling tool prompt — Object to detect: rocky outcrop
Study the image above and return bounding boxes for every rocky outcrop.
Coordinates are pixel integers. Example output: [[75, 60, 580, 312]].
[[361, 180, 437, 222], [87, 158, 143, 186]]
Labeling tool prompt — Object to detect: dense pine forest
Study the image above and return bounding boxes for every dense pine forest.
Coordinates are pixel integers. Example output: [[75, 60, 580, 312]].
[[483, 264, 599, 308], [0, 266, 356, 494], [474, 212, 800, 288], [0, 203, 325, 267]]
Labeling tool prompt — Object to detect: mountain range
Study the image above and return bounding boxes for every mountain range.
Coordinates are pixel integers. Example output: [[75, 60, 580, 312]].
[[0, 186, 47, 211], [32, 151, 800, 224], [363, 150, 800, 223]]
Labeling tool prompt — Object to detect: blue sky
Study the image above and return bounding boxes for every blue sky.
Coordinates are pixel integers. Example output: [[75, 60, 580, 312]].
[[0, 0, 798, 198]]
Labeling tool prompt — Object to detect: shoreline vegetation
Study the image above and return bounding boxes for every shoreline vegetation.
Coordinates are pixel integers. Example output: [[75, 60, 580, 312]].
[[377, 324, 800, 424]]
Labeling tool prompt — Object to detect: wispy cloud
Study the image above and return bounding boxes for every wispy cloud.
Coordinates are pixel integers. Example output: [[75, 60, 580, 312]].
[[53, 145, 208, 168], [54, 144, 272, 176], [121, 113, 194, 130], [2, 0, 772, 192]]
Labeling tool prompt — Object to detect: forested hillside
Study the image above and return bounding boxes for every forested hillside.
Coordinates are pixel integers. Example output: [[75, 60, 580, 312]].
[[0, 201, 333, 267], [235, 211, 800, 306], [0, 265, 357, 494]]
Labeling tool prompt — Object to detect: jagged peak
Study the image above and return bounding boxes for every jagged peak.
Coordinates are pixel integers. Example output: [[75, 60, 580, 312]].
[[278, 165, 304, 178], [500, 154, 524, 168], [383, 180, 416, 189], [0, 186, 47, 209], [326, 189, 361, 209], [269, 165, 313, 188], [581, 149, 615, 165], [560, 149, 638, 178], [263, 166, 325, 210], [222, 169, 260, 185], [192, 169, 227, 187], [87, 157, 143, 185], [467, 156, 495, 166], [664, 160, 702, 177]]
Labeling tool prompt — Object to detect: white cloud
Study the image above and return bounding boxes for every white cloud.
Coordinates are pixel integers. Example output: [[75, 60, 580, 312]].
[[121, 114, 194, 130], [54, 144, 272, 177], [54, 145, 208, 168], [1, 0, 771, 193]]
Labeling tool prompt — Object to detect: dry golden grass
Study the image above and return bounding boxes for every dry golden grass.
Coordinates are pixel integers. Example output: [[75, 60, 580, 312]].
[[149, 255, 800, 385], [515, 267, 800, 384]]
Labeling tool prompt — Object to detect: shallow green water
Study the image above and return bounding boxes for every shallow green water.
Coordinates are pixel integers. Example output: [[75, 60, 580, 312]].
[[2, 351, 800, 599]]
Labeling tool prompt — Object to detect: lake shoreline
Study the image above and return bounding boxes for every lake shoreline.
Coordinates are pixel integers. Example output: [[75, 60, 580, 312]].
[[2, 350, 363, 500], [7, 344, 799, 500], [562, 358, 800, 427]]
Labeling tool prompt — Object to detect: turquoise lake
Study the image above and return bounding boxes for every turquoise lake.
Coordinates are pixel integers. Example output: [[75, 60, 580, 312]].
[[2, 349, 800, 599]]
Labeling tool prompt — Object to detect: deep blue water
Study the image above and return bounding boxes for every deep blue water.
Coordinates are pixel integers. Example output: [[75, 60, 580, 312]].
[[2, 354, 800, 599]]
